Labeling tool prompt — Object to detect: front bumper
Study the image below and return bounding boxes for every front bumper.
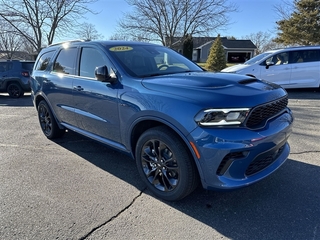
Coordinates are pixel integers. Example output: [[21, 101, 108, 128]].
[[189, 110, 293, 190]]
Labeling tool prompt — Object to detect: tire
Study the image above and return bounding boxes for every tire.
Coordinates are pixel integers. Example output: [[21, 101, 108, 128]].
[[135, 126, 199, 201], [38, 100, 65, 139], [7, 83, 24, 98]]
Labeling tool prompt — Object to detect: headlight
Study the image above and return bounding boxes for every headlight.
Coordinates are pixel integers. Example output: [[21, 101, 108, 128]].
[[194, 108, 250, 126]]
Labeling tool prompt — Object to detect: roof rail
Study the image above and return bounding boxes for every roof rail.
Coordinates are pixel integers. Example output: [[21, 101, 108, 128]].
[[48, 39, 90, 47], [285, 45, 320, 49]]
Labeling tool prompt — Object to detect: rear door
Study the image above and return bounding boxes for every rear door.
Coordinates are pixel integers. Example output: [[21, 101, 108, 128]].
[[288, 50, 320, 88], [45, 47, 78, 127]]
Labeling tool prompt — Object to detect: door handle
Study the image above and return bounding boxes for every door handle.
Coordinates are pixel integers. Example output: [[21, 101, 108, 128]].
[[74, 86, 84, 91]]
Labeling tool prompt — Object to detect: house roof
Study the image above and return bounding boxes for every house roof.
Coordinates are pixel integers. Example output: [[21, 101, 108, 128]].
[[196, 38, 256, 49], [221, 39, 256, 49], [171, 37, 256, 50]]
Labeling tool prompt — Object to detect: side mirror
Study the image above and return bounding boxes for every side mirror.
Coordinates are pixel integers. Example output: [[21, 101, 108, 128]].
[[265, 61, 275, 69], [95, 65, 116, 83]]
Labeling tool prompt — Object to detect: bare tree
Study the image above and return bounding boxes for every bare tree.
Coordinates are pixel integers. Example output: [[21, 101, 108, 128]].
[[242, 31, 274, 55], [109, 32, 149, 42], [0, 21, 23, 59], [242, 31, 286, 55], [109, 33, 132, 41], [0, 0, 97, 53], [119, 0, 237, 47], [78, 22, 104, 40]]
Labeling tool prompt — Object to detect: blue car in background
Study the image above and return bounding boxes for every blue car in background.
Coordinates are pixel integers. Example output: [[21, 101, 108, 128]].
[[30, 40, 293, 201], [0, 60, 35, 98]]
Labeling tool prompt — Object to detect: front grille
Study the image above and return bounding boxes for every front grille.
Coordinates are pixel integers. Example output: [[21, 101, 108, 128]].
[[245, 144, 285, 176], [246, 96, 288, 129]]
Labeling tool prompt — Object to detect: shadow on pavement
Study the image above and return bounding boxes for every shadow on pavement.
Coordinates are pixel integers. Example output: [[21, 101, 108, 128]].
[[53, 130, 320, 240], [287, 88, 320, 100], [0, 93, 33, 107]]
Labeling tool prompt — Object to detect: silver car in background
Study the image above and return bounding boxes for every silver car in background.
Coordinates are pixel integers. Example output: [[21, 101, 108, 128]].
[[222, 45, 320, 89]]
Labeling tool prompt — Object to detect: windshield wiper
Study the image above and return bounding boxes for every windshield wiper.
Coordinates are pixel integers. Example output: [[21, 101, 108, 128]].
[[139, 70, 203, 78]]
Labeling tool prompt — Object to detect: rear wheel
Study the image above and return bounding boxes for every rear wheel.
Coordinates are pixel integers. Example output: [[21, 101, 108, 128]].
[[7, 83, 24, 98], [38, 100, 65, 139], [135, 126, 199, 201]]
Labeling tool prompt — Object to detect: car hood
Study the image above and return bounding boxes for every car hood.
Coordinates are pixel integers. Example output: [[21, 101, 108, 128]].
[[221, 64, 250, 73], [141, 72, 286, 108]]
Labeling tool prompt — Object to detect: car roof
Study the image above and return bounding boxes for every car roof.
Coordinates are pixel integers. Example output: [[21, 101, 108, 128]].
[[269, 45, 320, 53], [46, 39, 161, 49]]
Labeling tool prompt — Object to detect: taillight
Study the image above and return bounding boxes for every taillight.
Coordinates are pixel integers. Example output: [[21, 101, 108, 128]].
[[21, 71, 30, 77]]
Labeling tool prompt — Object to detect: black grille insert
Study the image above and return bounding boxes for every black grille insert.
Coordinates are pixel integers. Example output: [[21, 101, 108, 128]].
[[245, 144, 285, 176], [246, 96, 288, 129], [217, 151, 248, 175]]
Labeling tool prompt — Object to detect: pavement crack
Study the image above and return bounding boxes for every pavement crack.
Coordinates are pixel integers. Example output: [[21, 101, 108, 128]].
[[290, 150, 320, 155], [79, 188, 147, 240]]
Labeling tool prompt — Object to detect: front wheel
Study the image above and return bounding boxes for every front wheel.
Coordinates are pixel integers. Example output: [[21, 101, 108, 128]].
[[135, 126, 199, 201], [38, 100, 65, 139]]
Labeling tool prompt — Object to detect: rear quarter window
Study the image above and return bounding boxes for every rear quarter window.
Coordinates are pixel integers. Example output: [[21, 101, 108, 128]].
[[21, 62, 35, 71], [289, 50, 320, 63], [35, 51, 55, 71]]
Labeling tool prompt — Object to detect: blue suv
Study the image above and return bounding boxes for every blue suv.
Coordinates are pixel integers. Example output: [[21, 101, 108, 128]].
[[0, 60, 34, 98], [30, 40, 294, 201]]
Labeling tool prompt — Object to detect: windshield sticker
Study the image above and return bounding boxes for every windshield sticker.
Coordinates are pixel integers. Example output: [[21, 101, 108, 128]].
[[109, 46, 133, 52]]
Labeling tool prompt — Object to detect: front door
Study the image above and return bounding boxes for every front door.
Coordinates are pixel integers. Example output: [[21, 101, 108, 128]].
[[72, 47, 121, 143], [260, 52, 292, 87]]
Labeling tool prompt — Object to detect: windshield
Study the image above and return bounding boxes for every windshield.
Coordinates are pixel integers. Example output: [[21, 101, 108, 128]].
[[244, 52, 274, 65], [106, 44, 203, 78]]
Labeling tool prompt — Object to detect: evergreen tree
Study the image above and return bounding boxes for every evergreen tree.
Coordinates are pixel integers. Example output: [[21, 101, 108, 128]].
[[183, 34, 193, 60], [275, 0, 320, 46], [205, 34, 227, 72]]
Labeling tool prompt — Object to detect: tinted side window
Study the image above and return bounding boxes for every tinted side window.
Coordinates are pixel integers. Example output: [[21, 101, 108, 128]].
[[265, 52, 289, 65], [289, 50, 320, 63], [0, 63, 7, 72], [0, 62, 13, 72], [53, 48, 77, 74], [7, 62, 13, 71], [79, 48, 106, 78], [35, 51, 54, 71], [22, 62, 35, 71]]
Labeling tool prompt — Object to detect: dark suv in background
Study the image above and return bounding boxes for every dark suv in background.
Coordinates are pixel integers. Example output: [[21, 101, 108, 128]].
[[0, 60, 35, 98], [30, 40, 293, 201]]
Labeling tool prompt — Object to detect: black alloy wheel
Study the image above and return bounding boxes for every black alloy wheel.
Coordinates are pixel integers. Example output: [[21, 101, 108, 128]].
[[135, 126, 199, 201], [7, 83, 24, 98], [38, 100, 65, 139]]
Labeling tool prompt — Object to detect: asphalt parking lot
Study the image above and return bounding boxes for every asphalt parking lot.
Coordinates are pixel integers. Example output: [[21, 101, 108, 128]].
[[0, 89, 320, 240]]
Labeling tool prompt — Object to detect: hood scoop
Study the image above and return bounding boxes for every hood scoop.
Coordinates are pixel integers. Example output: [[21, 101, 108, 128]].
[[238, 78, 258, 85]]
